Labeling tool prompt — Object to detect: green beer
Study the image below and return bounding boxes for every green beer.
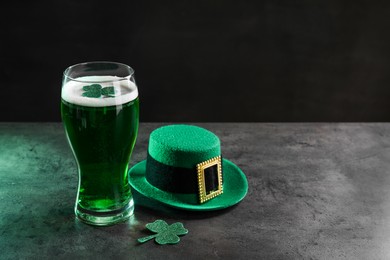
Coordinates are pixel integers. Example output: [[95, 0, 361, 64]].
[[61, 64, 139, 226], [61, 98, 139, 210]]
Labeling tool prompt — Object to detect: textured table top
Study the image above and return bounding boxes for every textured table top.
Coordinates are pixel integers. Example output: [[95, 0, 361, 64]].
[[1, 123, 390, 259]]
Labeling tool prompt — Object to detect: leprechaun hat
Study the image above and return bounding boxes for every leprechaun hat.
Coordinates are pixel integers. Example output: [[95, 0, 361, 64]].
[[128, 124, 248, 211]]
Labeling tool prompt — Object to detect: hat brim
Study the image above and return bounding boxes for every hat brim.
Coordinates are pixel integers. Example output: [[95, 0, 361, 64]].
[[128, 158, 248, 211]]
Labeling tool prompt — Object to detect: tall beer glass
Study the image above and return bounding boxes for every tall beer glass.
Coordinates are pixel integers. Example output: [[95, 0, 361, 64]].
[[61, 61, 139, 226]]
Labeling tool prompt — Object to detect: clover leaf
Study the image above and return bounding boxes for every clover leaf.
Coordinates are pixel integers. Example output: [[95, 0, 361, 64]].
[[101, 86, 115, 96], [82, 84, 102, 97], [82, 84, 116, 98], [138, 220, 188, 245]]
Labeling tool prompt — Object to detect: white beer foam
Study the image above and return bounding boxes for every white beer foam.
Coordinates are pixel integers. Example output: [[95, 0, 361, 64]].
[[61, 76, 138, 107]]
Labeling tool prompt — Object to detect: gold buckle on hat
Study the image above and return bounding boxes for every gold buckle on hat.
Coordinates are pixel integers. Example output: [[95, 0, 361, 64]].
[[197, 156, 223, 204]]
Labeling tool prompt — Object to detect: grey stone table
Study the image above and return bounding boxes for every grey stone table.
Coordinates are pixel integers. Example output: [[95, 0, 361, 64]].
[[1, 123, 390, 259]]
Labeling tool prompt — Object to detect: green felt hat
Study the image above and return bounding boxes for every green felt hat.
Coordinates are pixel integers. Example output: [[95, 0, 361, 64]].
[[128, 124, 248, 211]]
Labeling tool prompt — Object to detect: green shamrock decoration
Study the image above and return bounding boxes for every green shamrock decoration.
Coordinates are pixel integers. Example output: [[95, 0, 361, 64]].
[[82, 84, 115, 98], [138, 220, 188, 245]]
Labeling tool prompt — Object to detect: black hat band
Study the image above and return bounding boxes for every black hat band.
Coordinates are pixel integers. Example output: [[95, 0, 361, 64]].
[[145, 153, 223, 203]]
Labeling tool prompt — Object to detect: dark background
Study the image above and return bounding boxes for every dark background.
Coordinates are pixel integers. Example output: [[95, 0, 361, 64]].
[[1, 0, 390, 122]]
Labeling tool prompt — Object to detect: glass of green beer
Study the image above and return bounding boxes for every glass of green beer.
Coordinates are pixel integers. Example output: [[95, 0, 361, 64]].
[[61, 61, 139, 226]]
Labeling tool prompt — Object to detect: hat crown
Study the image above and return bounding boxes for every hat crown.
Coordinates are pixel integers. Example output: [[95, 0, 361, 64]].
[[148, 125, 221, 169]]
